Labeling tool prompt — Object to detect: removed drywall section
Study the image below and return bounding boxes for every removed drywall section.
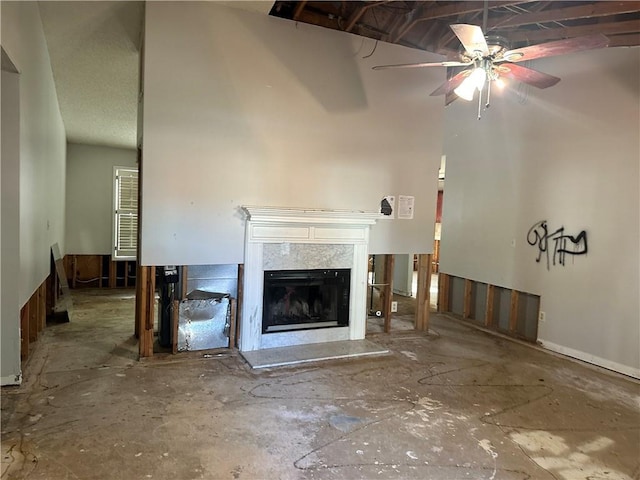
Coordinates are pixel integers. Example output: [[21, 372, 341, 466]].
[[66, 143, 137, 255], [440, 47, 640, 377], [141, 2, 444, 266]]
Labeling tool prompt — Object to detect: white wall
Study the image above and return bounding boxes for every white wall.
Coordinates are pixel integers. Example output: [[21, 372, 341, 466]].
[[1, 68, 21, 385], [440, 47, 640, 378], [141, 2, 444, 266], [1, 2, 67, 384], [66, 143, 137, 255]]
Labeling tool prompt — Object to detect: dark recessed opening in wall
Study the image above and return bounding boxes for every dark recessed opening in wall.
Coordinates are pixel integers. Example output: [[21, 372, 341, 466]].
[[262, 269, 350, 334]]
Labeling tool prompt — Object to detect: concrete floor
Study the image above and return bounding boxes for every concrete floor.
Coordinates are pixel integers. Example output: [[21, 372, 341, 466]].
[[2, 289, 639, 480]]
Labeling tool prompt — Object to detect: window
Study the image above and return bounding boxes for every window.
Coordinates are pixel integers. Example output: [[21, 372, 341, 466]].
[[113, 167, 138, 260]]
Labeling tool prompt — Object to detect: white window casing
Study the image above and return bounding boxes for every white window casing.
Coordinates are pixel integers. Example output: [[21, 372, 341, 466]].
[[113, 167, 138, 260]]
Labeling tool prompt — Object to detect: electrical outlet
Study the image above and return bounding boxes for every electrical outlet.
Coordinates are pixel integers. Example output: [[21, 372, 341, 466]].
[[391, 301, 398, 313], [539, 311, 546, 322]]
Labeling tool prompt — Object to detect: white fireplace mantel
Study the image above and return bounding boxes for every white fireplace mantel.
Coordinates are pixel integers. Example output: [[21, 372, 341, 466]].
[[239, 206, 381, 352], [243, 206, 382, 226]]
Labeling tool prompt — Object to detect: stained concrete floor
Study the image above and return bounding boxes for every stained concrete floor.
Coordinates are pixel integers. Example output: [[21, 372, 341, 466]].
[[2, 289, 639, 480]]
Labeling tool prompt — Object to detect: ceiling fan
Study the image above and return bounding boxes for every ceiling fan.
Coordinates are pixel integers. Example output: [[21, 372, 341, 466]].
[[373, 23, 609, 118]]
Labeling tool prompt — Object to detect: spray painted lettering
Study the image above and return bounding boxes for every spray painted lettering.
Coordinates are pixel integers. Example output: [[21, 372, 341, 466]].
[[526, 220, 588, 270]]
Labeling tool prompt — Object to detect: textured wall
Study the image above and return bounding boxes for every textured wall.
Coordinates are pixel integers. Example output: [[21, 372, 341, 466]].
[[1, 2, 67, 384], [141, 2, 444, 266], [440, 47, 640, 377], [66, 143, 137, 255]]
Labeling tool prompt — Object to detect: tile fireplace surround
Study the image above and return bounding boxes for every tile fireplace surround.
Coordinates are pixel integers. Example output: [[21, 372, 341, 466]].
[[239, 206, 381, 352]]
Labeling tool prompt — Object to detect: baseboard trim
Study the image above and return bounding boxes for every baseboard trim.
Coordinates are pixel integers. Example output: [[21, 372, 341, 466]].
[[539, 340, 640, 380], [1, 372, 22, 386]]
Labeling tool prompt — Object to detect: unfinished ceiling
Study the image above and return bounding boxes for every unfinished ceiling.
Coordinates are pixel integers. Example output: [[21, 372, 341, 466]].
[[270, 1, 640, 55]]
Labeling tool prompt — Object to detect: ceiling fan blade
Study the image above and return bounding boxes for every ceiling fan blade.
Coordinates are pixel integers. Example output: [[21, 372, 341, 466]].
[[445, 90, 458, 106], [450, 24, 489, 57], [501, 34, 609, 63], [497, 63, 561, 89], [430, 69, 471, 96], [372, 60, 471, 70]]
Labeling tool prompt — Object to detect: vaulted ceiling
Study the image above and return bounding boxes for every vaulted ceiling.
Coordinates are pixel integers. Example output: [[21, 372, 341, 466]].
[[37, 1, 639, 150], [270, 1, 640, 56]]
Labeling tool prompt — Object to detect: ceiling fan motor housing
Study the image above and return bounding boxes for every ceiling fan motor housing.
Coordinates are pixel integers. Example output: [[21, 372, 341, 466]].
[[459, 34, 510, 63]]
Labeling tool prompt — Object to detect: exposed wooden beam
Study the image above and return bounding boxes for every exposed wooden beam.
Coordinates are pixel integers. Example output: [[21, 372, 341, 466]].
[[485, 284, 495, 328], [509, 289, 519, 333], [292, 1, 307, 21], [383, 15, 406, 42], [136, 265, 156, 358], [295, 8, 342, 31], [508, 19, 639, 43], [489, 2, 640, 30], [393, 1, 529, 42], [389, 2, 434, 43], [345, 1, 394, 33], [20, 303, 29, 360], [462, 279, 473, 319], [415, 254, 432, 332], [437, 273, 450, 313], [607, 32, 640, 47], [382, 254, 394, 333]]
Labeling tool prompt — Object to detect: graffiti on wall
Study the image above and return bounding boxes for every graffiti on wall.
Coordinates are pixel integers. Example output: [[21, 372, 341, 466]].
[[526, 220, 588, 270]]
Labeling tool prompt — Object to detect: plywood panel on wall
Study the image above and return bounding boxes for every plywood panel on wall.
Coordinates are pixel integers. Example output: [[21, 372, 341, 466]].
[[141, 2, 444, 266]]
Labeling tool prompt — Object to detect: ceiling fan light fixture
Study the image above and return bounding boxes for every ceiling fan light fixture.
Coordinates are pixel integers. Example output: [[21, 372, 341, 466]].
[[453, 75, 477, 101], [471, 67, 486, 91]]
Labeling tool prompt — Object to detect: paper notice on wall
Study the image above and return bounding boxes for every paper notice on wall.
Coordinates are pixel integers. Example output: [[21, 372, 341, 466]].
[[380, 195, 395, 219], [398, 195, 415, 219]]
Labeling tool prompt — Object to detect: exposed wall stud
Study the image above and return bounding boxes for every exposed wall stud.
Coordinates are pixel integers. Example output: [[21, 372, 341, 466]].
[[415, 254, 432, 331], [509, 289, 519, 333], [20, 303, 29, 360], [438, 273, 450, 313], [382, 254, 395, 333], [463, 279, 473, 319], [485, 284, 495, 327]]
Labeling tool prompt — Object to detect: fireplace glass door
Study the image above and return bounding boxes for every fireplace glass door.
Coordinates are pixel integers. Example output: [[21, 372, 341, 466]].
[[263, 269, 350, 333]]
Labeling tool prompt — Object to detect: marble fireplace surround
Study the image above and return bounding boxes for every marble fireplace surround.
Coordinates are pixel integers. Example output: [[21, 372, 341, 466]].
[[239, 206, 381, 352]]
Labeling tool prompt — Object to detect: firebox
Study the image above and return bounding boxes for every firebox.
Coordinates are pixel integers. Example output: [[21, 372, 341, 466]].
[[262, 269, 350, 333]]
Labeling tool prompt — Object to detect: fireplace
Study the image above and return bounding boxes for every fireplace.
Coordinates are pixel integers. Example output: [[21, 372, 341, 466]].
[[263, 269, 350, 333], [240, 206, 380, 351]]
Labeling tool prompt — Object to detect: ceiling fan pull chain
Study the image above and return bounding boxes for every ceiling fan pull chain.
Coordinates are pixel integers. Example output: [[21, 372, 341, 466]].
[[477, 85, 483, 120], [486, 78, 492, 110]]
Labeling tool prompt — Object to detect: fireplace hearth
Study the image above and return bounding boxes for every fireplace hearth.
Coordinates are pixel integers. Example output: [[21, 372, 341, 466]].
[[263, 269, 350, 333]]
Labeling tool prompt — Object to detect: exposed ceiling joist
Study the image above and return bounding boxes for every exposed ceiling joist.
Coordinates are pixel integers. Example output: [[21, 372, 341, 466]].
[[271, 1, 640, 53], [507, 19, 640, 43], [488, 1, 640, 30]]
